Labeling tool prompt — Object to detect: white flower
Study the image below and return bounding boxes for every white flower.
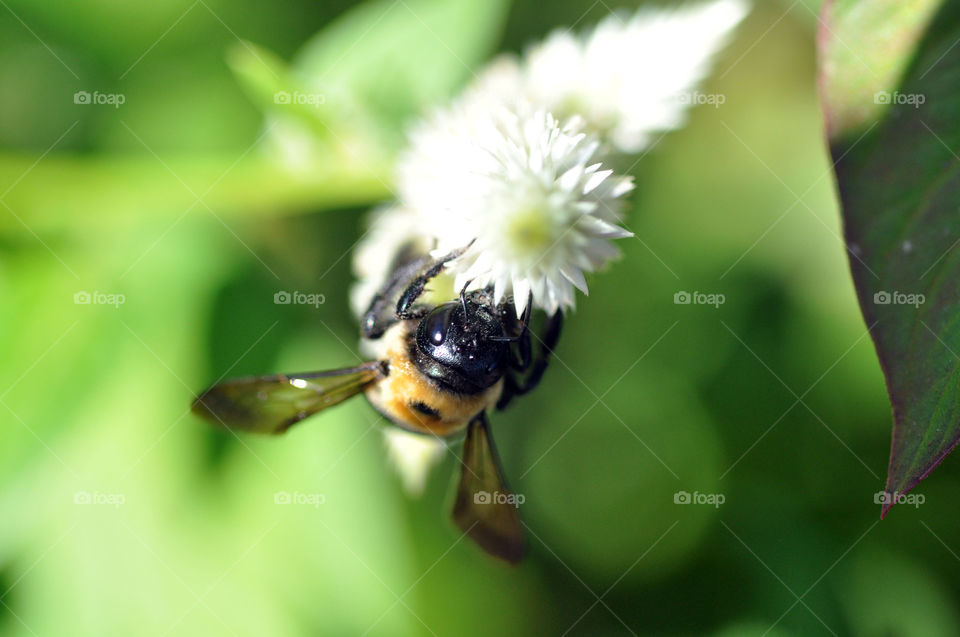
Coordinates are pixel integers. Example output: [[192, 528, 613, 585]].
[[466, 0, 749, 153], [368, 0, 745, 318], [398, 106, 633, 315], [382, 428, 446, 495]]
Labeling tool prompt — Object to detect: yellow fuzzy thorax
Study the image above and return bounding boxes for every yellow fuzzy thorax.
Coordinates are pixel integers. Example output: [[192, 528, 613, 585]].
[[363, 322, 502, 436]]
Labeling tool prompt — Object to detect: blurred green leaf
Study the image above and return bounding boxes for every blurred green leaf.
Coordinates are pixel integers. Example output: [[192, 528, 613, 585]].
[[293, 0, 510, 138], [819, 0, 940, 139], [820, 0, 960, 513], [838, 546, 960, 636], [227, 40, 379, 152], [714, 623, 795, 637], [521, 366, 723, 583], [226, 41, 291, 112]]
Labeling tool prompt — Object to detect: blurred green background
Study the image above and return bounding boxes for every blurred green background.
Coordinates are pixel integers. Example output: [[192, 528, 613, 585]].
[[2, 0, 958, 635]]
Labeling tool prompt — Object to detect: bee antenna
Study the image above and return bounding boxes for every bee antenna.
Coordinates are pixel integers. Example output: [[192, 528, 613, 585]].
[[458, 279, 473, 315]]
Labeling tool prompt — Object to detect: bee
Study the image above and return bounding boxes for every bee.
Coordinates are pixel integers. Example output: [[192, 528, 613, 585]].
[[192, 244, 562, 563]]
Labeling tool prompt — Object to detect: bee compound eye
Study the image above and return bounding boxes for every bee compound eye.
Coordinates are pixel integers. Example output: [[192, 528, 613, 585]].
[[422, 304, 456, 346]]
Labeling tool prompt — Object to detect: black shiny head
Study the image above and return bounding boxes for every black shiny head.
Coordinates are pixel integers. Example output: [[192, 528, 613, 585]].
[[413, 297, 508, 394]]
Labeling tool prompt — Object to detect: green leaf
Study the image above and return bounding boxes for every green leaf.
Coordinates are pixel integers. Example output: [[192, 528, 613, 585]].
[[820, 0, 940, 139], [292, 0, 510, 136], [819, 0, 960, 514], [221, 0, 510, 194], [227, 40, 381, 151], [226, 40, 292, 111]]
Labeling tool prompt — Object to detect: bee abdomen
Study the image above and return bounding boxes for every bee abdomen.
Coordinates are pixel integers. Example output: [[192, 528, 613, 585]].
[[410, 400, 441, 418]]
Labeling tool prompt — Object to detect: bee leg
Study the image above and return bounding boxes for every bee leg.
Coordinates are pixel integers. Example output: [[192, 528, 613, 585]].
[[520, 310, 562, 389], [511, 333, 532, 372], [496, 311, 563, 410], [497, 293, 533, 371], [361, 254, 433, 339], [362, 244, 471, 338], [394, 244, 470, 320], [513, 303, 533, 371], [496, 374, 521, 410]]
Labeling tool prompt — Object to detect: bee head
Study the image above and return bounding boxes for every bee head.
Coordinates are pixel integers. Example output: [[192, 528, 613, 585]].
[[414, 299, 507, 393]]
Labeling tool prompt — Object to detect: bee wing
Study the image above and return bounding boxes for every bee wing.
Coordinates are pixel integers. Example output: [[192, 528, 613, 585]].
[[452, 412, 526, 563], [192, 362, 384, 434]]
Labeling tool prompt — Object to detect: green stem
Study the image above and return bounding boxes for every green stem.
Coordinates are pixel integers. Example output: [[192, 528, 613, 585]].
[[0, 153, 393, 232]]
